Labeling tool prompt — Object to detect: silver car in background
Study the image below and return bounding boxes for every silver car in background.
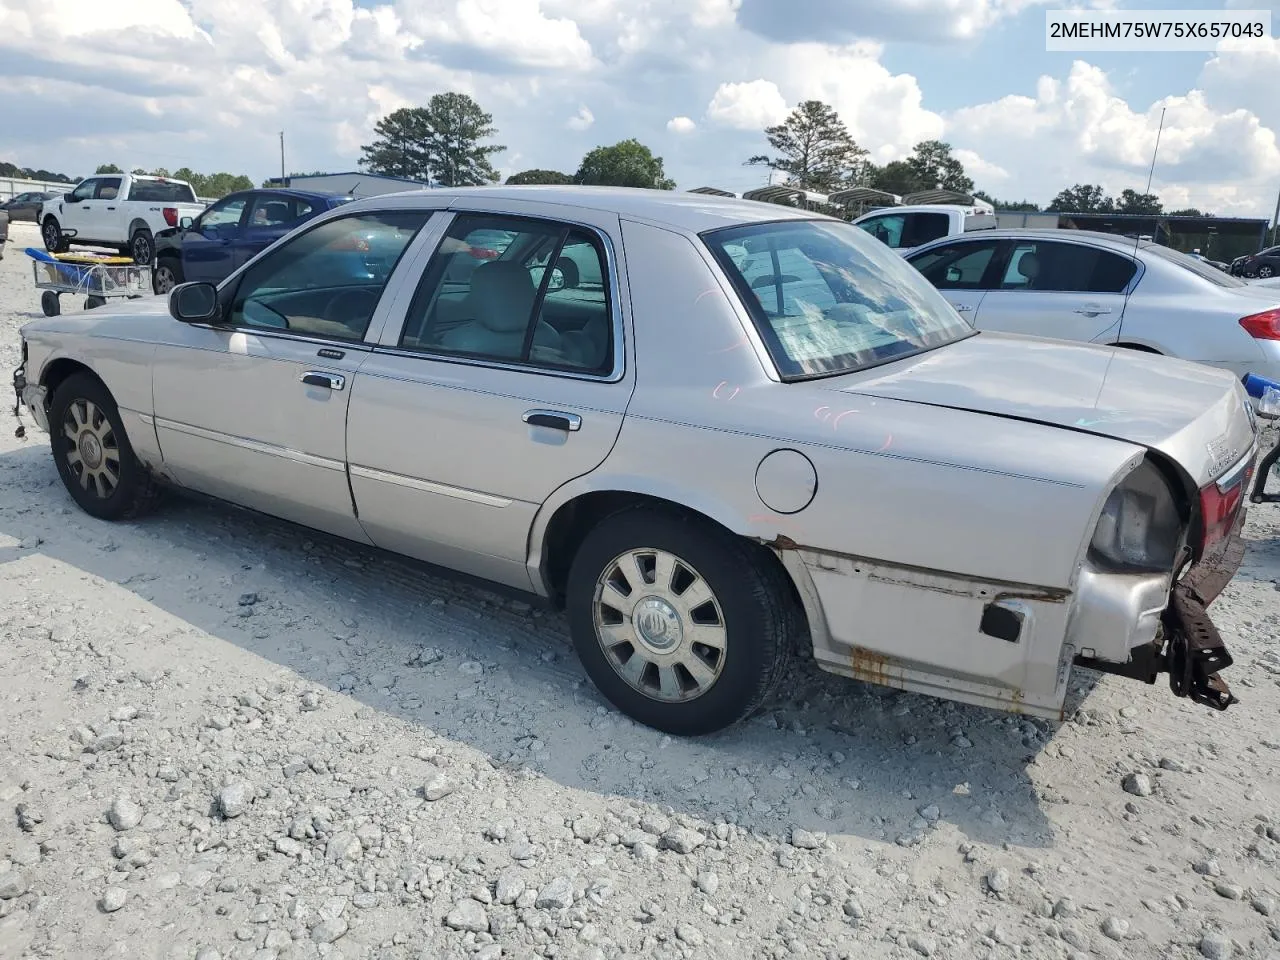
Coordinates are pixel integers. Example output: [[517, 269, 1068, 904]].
[[904, 229, 1280, 381], [14, 187, 1258, 735]]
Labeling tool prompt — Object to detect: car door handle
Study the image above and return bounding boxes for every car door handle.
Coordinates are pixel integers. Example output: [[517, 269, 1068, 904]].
[[301, 372, 345, 391], [106, 206, 116, 211], [1073, 305, 1113, 316], [953, 304, 974, 313], [523, 409, 581, 432]]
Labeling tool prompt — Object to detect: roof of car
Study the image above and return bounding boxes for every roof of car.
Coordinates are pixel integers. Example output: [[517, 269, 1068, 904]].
[[356, 185, 819, 233], [911, 228, 1162, 253]]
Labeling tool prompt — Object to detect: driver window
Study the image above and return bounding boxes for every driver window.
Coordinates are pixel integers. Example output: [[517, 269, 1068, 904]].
[[227, 210, 431, 341], [201, 197, 248, 230], [70, 180, 98, 202]]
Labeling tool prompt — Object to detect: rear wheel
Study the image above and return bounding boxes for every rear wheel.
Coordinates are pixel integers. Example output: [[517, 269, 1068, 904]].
[[1259, 265, 1276, 279], [566, 507, 798, 736], [48, 373, 160, 521], [130, 227, 154, 265]]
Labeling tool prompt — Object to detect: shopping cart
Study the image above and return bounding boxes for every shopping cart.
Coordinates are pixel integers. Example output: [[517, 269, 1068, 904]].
[[24, 246, 151, 316]]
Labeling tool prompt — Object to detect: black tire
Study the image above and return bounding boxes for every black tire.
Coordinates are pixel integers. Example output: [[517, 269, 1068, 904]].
[[129, 227, 154, 266], [84, 296, 106, 310], [40, 291, 60, 317], [48, 373, 160, 521], [42, 217, 69, 253], [153, 257, 183, 294], [566, 507, 798, 736]]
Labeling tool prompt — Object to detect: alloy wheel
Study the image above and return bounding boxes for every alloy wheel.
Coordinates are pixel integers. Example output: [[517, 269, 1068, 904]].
[[592, 547, 727, 703], [62, 398, 120, 500], [154, 265, 176, 293]]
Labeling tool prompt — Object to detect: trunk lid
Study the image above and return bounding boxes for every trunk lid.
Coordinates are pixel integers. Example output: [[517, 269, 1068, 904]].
[[828, 332, 1256, 487]]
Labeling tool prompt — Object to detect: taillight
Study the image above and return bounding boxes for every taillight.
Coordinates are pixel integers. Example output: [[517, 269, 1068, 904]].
[[162, 207, 178, 227], [1239, 308, 1280, 340], [1198, 461, 1252, 551]]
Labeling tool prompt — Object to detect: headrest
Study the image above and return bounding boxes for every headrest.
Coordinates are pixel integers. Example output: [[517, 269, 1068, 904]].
[[469, 260, 536, 333], [1016, 252, 1041, 281]]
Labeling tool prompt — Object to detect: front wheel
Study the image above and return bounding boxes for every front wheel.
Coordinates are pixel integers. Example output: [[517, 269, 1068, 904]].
[[566, 508, 798, 736], [130, 228, 154, 266], [48, 373, 160, 521], [153, 258, 183, 294], [42, 217, 69, 253]]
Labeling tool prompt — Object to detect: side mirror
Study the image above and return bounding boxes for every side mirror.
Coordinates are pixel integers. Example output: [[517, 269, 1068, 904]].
[[168, 282, 220, 323], [179, 216, 194, 230], [64, 192, 75, 202]]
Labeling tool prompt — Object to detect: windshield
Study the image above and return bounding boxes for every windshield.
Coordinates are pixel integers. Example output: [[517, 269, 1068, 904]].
[[1139, 242, 1246, 288], [703, 218, 975, 379]]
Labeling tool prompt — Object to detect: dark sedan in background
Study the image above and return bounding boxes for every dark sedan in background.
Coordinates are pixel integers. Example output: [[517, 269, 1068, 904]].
[[1230, 245, 1280, 279], [0, 190, 61, 222], [152, 188, 351, 293]]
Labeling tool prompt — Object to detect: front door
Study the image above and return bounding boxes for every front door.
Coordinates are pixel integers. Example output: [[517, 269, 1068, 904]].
[[183, 195, 249, 283], [970, 238, 1136, 345], [904, 237, 1004, 321], [346, 206, 634, 590], [60, 178, 99, 239], [151, 207, 435, 540]]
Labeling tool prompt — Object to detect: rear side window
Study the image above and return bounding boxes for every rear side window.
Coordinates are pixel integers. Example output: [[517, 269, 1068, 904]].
[[908, 240, 1001, 290], [129, 180, 198, 203], [901, 212, 951, 247], [999, 240, 1136, 293]]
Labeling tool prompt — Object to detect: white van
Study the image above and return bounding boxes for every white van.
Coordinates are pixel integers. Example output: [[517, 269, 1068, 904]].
[[852, 202, 997, 254]]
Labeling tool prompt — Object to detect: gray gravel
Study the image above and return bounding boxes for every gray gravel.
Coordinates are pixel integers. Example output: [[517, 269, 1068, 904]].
[[1, 219, 1279, 958]]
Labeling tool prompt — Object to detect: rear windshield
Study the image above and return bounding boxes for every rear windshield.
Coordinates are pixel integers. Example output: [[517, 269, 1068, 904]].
[[1140, 242, 1245, 288], [703, 218, 975, 379], [129, 180, 197, 203]]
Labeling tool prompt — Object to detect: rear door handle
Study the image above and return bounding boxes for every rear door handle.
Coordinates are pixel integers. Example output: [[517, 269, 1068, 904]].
[[106, 206, 116, 211], [1073, 305, 1113, 316], [523, 409, 581, 432], [953, 304, 973, 313], [301, 371, 345, 391]]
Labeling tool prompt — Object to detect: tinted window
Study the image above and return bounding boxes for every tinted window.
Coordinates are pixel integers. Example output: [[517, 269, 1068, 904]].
[[1139, 243, 1245, 288], [248, 195, 298, 227], [908, 240, 1000, 290], [227, 211, 430, 341], [129, 180, 198, 203], [399, 214, 613, 374], [902, 212, 951, 246], [705, 219, 974, 379], [999, 241, 1136, 293]]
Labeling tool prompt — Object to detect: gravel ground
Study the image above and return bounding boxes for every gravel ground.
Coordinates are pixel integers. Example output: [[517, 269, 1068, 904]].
[[1, 218, 1279, 960]]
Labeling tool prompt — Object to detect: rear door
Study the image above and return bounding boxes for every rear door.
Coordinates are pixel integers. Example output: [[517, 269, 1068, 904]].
[[182, 194, 250, 283], [346, 205, 632, 590], [905, 237, 1004, 320], [970, 238, 1137, 344], [90, 177, 125, 242]]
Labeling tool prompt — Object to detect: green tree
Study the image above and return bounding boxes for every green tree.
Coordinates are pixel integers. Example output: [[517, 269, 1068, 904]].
[[747, 100, 867, 194], [868, 160, 924, 196], [905, 140, 974, 193], [360, 107, 432, 180], [506, 169, 574, 185], [361, 93, 505, 186], [1168, 207, 1208, 217], [1116, 188, 1163, 215], [575, 139, 675, 189], [172, 167, 207, 194], [130, 167, 147, 175], [1050, 183, 1115, 213], [973, 190, 1041, 212], [95, 163, 124, 174]]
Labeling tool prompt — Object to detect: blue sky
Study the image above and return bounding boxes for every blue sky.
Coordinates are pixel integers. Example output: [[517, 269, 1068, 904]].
[[1, 0, 1278, 217]]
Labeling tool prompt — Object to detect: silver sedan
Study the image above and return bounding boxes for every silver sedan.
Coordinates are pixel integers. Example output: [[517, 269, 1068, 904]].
[[13, 187, 1258, 735], [904, 229, 1280, 381]]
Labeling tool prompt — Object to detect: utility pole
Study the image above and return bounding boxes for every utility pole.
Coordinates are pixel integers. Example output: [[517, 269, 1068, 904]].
[[279, 132, 286, 184], [1271, 180, 1280, 248]]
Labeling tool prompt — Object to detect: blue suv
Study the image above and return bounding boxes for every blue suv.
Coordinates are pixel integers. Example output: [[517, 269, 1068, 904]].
[[152, 189, 351, 293]]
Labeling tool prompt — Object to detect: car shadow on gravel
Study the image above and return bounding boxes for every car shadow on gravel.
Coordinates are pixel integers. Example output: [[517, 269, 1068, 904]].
[[0, 441, 1075, 850]]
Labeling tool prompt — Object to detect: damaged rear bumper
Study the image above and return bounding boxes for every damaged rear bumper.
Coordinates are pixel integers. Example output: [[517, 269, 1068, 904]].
[[1077, 504, 1247, 711]]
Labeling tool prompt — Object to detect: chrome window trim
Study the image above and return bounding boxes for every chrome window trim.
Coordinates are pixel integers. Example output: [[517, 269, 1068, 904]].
[[372, 209, 627, 384]]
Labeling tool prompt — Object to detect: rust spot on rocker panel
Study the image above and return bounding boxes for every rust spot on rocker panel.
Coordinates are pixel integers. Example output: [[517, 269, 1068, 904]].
[[848, 646, 901, 689]]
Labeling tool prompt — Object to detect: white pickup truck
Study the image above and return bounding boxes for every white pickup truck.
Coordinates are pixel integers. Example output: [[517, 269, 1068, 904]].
[[851, 202, 998, 254], [39, 174, 207, 265]]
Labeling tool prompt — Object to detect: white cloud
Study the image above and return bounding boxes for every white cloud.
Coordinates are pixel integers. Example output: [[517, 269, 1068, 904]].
[[396, 0, 596, 70], [567, 105, 595, 130], [667, 116, 697, 134], [946, 60, 1280, 214], [705, 79, 789, 129], [952, 148, 1008, 184]]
